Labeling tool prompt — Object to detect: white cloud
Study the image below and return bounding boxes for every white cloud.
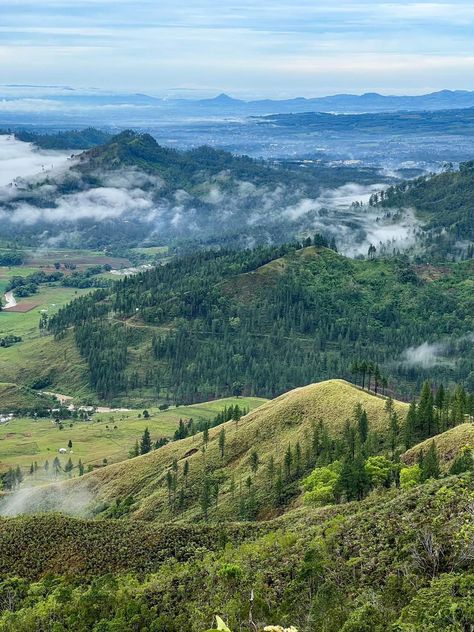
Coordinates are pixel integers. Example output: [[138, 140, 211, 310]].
[[401, 341, 447, 368], [0, 135, 70, 187]]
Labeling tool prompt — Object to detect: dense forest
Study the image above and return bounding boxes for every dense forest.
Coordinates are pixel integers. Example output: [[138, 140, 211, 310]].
[[48, 242, 474, 403]]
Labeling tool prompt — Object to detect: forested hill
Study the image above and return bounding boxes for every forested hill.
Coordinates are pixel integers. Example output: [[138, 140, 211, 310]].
[[1, 129, 381, 250], [48, 243, 474, 404], [77, 129, 378, 191], [377, 161, 474, 258]]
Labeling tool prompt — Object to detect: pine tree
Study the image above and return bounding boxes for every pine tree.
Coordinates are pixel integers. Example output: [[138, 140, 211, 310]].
[[418, 382, 435, 439], [389, 410, 399, 458], [166, 470, 173, 504], [421, 442, 440, 481], [356, 406, 369, 444], [449, 447, 473, 475], [404, 401, 417, 448], [294, 441, 302, 477], [78, 459, 84, 476], [140, 427, 152, 455], [250, 450, 259, 473], [218, 428, 226, 458], [65, 458, 74, 477], [284, 444, 292, 480], [200, 475, 211, 521], [183, 459, 189, 487], [203, 422, 209, 446]]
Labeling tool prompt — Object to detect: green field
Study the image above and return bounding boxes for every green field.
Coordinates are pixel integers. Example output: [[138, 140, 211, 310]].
[[0, 396, 267, 478], [0, 284, 91, 341], [0, 247, 132, 349]]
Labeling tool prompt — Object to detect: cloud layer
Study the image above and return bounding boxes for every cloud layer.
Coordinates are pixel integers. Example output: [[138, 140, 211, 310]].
[[0, 136, 424, 255]]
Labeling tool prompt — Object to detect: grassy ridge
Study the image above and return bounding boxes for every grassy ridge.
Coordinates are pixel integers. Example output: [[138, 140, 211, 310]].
[[0, 333, 91, 398], [403, 422, 474, 468], [13, 381, 408, 520], [0, 383, 55, 413]]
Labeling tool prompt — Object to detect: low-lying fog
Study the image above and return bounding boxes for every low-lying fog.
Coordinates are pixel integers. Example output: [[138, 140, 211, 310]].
[[0, 135, 71, 187], [0, 135, 422, 257]]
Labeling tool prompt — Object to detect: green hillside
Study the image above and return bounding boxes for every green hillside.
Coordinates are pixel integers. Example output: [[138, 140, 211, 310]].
[[0, 474, 471, 631], [46, 244, 474, 403], [379, 161, 474, 259], [403, 422, 474, 469], [0, 383, 55, 413], [1, 380, 408, 521]]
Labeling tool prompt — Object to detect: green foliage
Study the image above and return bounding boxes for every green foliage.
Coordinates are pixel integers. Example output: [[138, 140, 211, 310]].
[[364, 455, 393, 488], [0, 474, 472, 631], [303, 461, 341, 506], [400, 464, 421, 490], [394, 573, 474, 631], [449, 446, 473, 475]]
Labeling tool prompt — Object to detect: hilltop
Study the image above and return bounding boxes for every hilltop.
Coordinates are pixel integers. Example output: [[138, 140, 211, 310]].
[[403, 423, 474, 469], [0, 129, 381, 251], [0, 378, 472, 630]]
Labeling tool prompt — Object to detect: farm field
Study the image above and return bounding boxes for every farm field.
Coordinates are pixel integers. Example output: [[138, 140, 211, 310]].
[[0, 284, 91, 341], [0, 396, 267, 479], [0, 248, 133, 344]]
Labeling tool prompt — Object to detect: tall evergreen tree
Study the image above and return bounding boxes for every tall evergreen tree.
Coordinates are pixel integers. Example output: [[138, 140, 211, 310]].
[[421, 441, 440, 481], [140, 427, 152, 455], [218, 428, 226, 458], [417, 382, 435, 439]]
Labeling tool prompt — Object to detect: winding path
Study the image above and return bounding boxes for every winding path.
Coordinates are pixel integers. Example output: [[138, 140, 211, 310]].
[[3, 291, 17, 310]]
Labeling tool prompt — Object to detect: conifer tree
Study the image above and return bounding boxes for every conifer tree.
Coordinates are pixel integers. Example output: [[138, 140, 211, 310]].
[[200, 475, 211, 521], [250, 450, 259, 473], [418, 382, 435, 438], [140, 427, 152, 455], [404, 401, 417, 448], [203, 422, 209, 446], [449, 447, 473, 475], [284, 444, 292, 480], [183, 459, 189, 487], [421, 442, 440, 481], [218, 428, 226, 458]]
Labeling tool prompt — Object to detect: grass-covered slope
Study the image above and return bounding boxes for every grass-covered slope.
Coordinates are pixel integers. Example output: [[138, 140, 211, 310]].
[[0, 383, 55, 413], [403, 422, 474, 469], [6, 381, 408, 520], [0, 333, 91, 399]]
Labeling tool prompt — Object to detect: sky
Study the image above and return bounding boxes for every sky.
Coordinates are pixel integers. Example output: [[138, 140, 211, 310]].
[[1, 0, 474, 98]]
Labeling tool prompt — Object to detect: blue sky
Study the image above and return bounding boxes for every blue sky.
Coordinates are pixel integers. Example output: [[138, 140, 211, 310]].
[[1, 0, 474, 98]]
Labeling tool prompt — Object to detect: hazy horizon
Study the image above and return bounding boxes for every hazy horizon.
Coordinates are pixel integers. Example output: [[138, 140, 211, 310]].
[[2, 1, 474, 98]]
